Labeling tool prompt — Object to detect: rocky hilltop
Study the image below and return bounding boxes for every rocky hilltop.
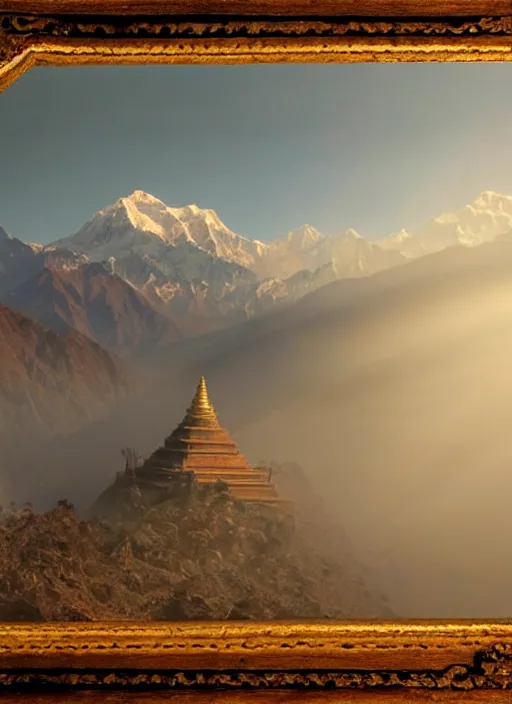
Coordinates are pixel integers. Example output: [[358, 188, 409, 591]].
[[0, 465, 391, 621]]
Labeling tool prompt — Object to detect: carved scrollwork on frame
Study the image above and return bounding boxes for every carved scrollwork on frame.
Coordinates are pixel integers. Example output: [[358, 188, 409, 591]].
[[0, 26, 19, 63], [2, 13, 512, 39], [1, 623, 512, 693], [2, 12, 512, 92], [1, 642, 512, 691]]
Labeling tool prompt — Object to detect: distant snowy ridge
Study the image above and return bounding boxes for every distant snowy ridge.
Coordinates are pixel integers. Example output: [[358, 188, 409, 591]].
[[3, 188, 512, 343], [54, 188, 512, 284], [380, 191, 512, 258]]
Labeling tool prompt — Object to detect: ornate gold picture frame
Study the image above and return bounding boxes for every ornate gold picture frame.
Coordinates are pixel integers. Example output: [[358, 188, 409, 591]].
[[3, 0, 512, 92], [1, 1, 512, 701]]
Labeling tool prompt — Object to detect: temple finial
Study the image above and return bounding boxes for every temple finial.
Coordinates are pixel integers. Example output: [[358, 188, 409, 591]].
[[184, 376, 220, 427]]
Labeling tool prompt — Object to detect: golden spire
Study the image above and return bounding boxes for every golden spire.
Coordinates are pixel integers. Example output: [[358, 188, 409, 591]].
[[183, 376, 220, 428]]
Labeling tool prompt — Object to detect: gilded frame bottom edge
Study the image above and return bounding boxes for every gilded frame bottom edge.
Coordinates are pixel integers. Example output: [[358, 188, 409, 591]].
[[0, 621, 512, 699]]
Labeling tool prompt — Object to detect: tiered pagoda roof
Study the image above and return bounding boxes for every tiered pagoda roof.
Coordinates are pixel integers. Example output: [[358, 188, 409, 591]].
[[136, 376, 282, 505]]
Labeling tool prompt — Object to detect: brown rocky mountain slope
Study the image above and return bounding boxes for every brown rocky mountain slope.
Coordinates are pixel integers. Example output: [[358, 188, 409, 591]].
[[0, 304, 131, 454], [4, 261, 182, 359]]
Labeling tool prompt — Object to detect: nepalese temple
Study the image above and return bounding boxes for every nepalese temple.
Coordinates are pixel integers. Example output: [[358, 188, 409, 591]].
[[134, 376, 282, 505]]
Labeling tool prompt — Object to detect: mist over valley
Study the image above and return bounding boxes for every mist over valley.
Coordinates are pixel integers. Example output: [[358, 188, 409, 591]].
[[2, 188, 512, 618]]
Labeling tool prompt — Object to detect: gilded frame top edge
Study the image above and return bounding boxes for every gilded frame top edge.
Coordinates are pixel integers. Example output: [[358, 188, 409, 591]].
[[2, 0, 512, 17], [3, 11, 512, 94]]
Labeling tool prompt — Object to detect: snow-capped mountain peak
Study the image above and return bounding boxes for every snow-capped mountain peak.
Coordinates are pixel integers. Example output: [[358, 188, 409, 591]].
[[58, 191, 176, 256], [119, 195, 170, 240], [379, 190, 512, 258], [379, 228, 410, 248], [125, 189, 164, 205], [283, 224, 324, 249], [472, 190, 512, 211], [433, 191, 512, 227], [58, 191, 271, 273], [339, 228, 362, 240]]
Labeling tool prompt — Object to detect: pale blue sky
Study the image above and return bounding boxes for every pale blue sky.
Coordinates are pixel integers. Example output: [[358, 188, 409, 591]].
[[1, 63, 512, 244]]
